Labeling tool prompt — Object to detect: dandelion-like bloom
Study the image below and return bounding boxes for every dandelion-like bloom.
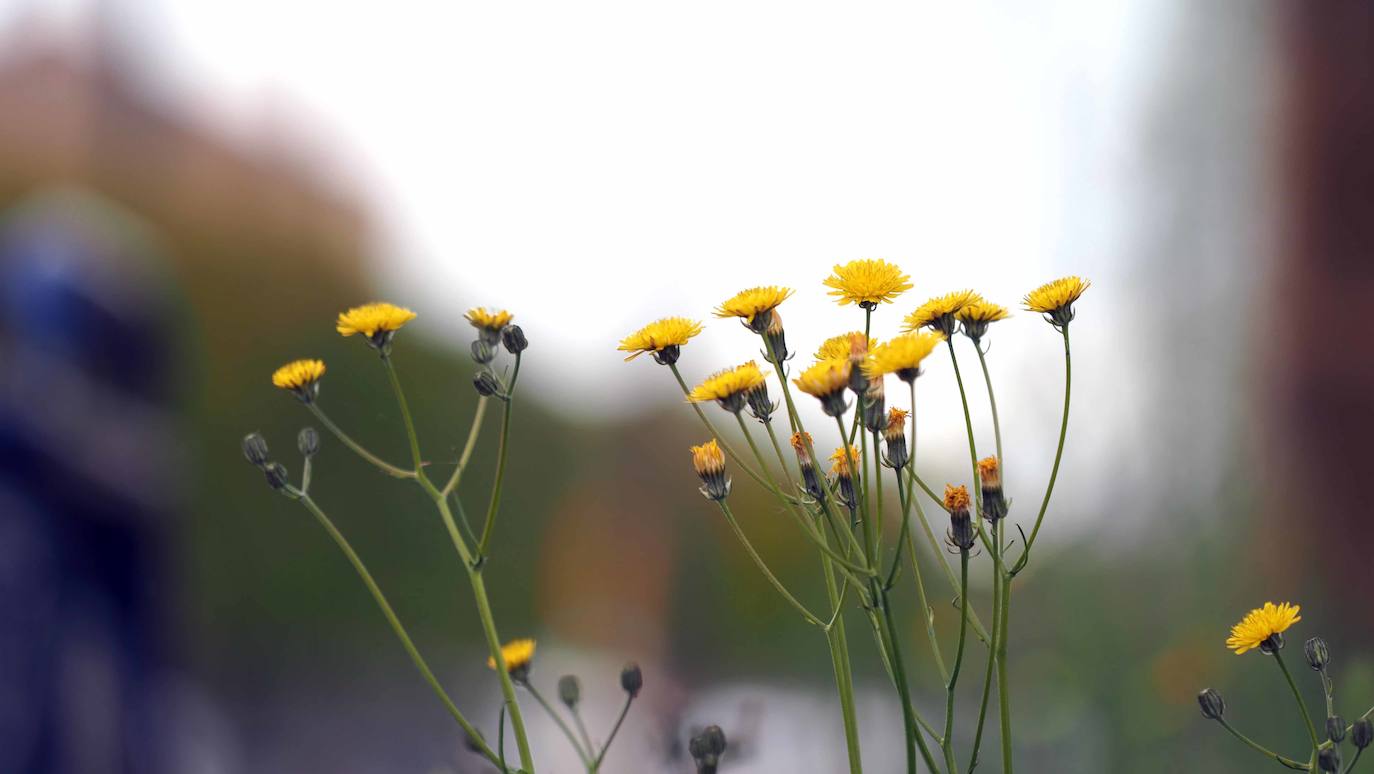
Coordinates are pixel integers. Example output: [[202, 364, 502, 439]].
[[904, 290, 977, 337], [1227, 602, 1301, 655], [618, 317, 704, 364], [1023, 276, 1090, 328], [688, 361, 768, 414], [715, 286, 794, 333], [690, 438, 731, 501], [865, 331, 944, 383], [272, 359, 326, 403], [793, 359, 852, 416], [823, 259, 912, 308], [488, 638, 537, 679], [815, 332, 875, 362], [337, 302, 417, 353], [466, 307, 514, 347], [958, 300, 1010, 341], [829, 445, 861, 509]]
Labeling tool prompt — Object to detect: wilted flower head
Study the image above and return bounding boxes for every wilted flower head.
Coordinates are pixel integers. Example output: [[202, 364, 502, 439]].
[[272, 359, 326, 402], [865, 332, 944, 383], [618, 317, 703, 364], [822, 259, 912, 308], [688, 361, 768, 414], [904, 290, 977, 337], [1227, 602, 1301, 655], [1023, 276, 1090, 328], [487, 638, 537, 681], [714, 286, 794, 332], [336, 303, 417, 352], [829, 445, 861, 479]]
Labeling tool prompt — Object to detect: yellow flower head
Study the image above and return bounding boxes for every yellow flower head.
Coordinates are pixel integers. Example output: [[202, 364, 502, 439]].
[[794, 358, 852, 416], [690, 438, 731, 501], [815, 332, 876, 361], [337, 302, 417, 352], [957, 300, 1010, 341], [715, 286, 794, 332], [828, 445, 861, 478], [466, 307, 514, 332], [903, 290, 978, 336], [1023, 276, 1090, 328], [823, 259, 913, 307], [272, 359, 326, 402], [943, 484, 971, 513], [688, 361, 769, 413], [789, 431, 815, 463], [618, 317, 703, 363], [977, 456, 1002, 489], [1227, 602, 1301, 655], [488, 638, 537, 676], [865, 331, 944, 383]]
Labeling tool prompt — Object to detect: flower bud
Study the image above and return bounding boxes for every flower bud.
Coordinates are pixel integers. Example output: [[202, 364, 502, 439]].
[[1259, 632, 1286, 655], [689, 725, 727, 773], [242, 432, 271, 467], [297, 427, 320, 459], [470, 339, 495, 365], [791, 432, 826, 501], [473, 371, 505, 399], [263, 462, 291, 492], [946, 485, 975, 552], [829, 446, 860, 511], [978, 456, 1006, 523], [558, 675, 581, 708], [1329, 715, 1347, 743], [501, 324, 528, 355], [1305, 637, 1330, 671], [763, 312, 789, 364], [882, 408, 909, 469], [1319, 746, 1341, 773], [1352, 718, 1372, 749], [690, 439, 731, 501], [862, 378, 886, 434], [1196, 688, 1225, 720], [620, 662, 643, 698], [746, 383, 776, 424], [651, 345, 681, 366]]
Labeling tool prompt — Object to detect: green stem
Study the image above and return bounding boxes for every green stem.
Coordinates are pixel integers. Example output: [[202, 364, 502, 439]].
[[1276, 650, 1322, 753], [974, 342, 1003, 468], [1344, 749, 1365, 774], [592, 696, 634, 771], [668, 362, 773, 491], [943, 550, 971, 772], [879, 585, 933, 774], [894, 470, 949, 684], [571, 704, 596, 761], [307, 404, 415, 479], [443, 395, 489, 496], [525, 681, 592, 767], [382, 355, 427, 479], [967, 522, 1002, 774], [718, 501, 831, 628], [1015, 326, 1072, 572], [1216, 718, 1310, 770], [296, 495, 502, 768], [996, 567, 1013, 774], [822, 553, 865, 774], [477, 355, 520, 555], [470, 568, 536, 772], [764, 418, 799, 492]]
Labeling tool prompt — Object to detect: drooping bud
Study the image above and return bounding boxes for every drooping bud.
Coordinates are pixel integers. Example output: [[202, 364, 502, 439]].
[[470, 339, 495, 365], [501, 324, 528, 355], [946, 484, 975, 551], [883, 408, 909, 469], [689, 725, 727, 774], [746, 382, 776, 424], [1305, 637, 1330, 671], [791, 432, 826, 501], [978, 456, 1006, 522], [1329, 716, 1347, 743], [558, 675, 581, 708], [242, 432, 271, 467], [473, 371, 505, 399], [829, 446, 861, 511], [763, 311, 789, 364], [263, 462, 291, 492], [1319, 746, 1341, 773], [1197, 688, 1225, 720], [620, 662, 643, 698], [297, 427, 320, 459], [1352, 718, 1372, 749], [862, 376, 886, 434], [690, 439, 731, 501]]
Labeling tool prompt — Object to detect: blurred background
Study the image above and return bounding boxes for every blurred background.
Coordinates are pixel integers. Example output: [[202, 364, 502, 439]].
[[0, 1, 1370, 772]]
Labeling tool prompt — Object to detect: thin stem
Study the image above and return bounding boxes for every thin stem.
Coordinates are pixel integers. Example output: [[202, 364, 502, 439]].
[[946, 341, 996, 557], [525, 681, 592, 767], [307, 404, 415, 479], [1276, 650, 1322, 752], [894, 470, 949, 684], [1344, 749, 1365, 774], [822, 553, 864, 773], [996, 567, 1013, 774], [967, 522, 1002, 774], [1215, 719, 1310, 770], [469, 569, 536, 772], [879, 586, 930, 774], [1015, 326, 1072, 571], [943, 550, 971, 772], [382, 355, 426, 479], [718, 501, 830, 629], [571, 704, 596, 761], [763, 418, 799, 491], [295, 495, 502, 768], [668, 362, 772, 491], [477, 355, 520, 555], [442, 395, 490, 496], [592, 696, 634, 770], [974, 342, 1003, 468]]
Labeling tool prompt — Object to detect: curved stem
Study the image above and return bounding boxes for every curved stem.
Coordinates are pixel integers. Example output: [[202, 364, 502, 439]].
[[894, 470, 949, 683], [763, 419, 799, 492], [1016, 326, 1072, 571], [525, 681, 592, 767], [571, 704, 596, 759], [1344, 749, 1365, 774], [382, 355, 426, 480], [477, 355, 520, 555], [1216, 718, 1310, 770], [821, 553, 864, 773], [943, 550, 971, 772], [470, 569, 536, 772], [1276, 651, 1322, 753], [306, 404, 415, 479], [718, 501, 830, 628], [295, 495, 502, 768], [442, 395, 489, 496], [592, 696, 634, 771], [879, 587, 926, 774]]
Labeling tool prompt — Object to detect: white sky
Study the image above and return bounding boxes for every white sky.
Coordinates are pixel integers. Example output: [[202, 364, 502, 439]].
[[3, 0, 1178, 521]]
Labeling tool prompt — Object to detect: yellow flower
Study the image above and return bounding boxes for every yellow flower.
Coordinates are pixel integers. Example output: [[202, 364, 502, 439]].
[[823, 259, 912, 307], [943, 484, 971, 512], [1226, 602, 1301, 655], [957, 300, 1010, 341], [688, 361, 768, 413], [793, 358, 852, 416], [815, 332, 876, 361], [903, 290, 977, 336], [828, 445, 860, 478], [690, 438, 731, 500], [1023, 276, 1090, 328], [466, 307, 514, 333], [715, 286, 794, 332], [977, 456, 1002, 489], [487, 638, 537, 675], [618, 317, 703, 363], [272, 359, 326, 402], [864, 331, 944, 383], [884, 407, 909, 441], [337, 302, 417, 338]]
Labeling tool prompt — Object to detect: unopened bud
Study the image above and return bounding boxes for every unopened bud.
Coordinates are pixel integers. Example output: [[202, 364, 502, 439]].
[[263, 462, 291, 492], [763, 312, 789, 364], [791, 432, 826, 501], [651, 345, 681, 366], [620, 662, 643, 698], [862, 378, 886, 434], [946, 485, 975, 551], [558, 675, 581, 708], [1319, 746, 1341, 773], [1352, 718, 1372, 749], [1197, 688, 1225, 720], [1259, 632, 1286, 655], [242, 432, 271, 467], [883, 408, 909, 469], [1329, 715, 1347, 743], [473, 371, 505, 398], [501, 324, 528, 355], [297, 427, 319, 458], [470, 339, 495, 365], [978, 456, 1006, 522], [1305, 637, 1330, 671], [746, 383, 776, 424], [691, 439, 731, 501], [689, 725, 727, 773], [829, 446, 860, 511]]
